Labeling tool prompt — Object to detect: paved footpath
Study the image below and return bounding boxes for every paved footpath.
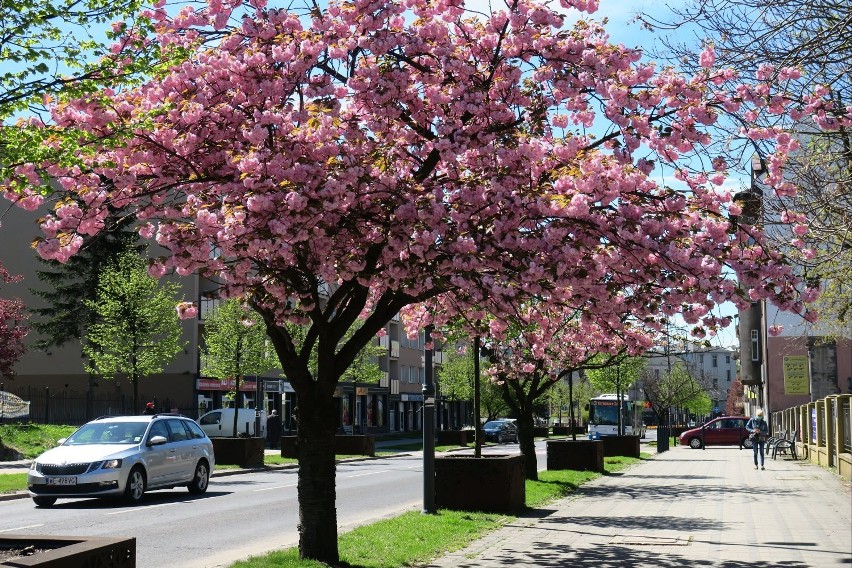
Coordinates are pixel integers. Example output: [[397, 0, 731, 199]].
[[426, 445, 852, 568]]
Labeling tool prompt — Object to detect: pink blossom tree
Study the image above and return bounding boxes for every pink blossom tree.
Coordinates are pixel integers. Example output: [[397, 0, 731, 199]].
[[3, 0, 842, 560], [473, 301, 656, 479], [0, 262, 28, 379]]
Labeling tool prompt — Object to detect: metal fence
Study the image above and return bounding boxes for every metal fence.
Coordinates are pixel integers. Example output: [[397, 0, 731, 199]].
[[843, 399, 851, 454], [0, 386, 196, 426]]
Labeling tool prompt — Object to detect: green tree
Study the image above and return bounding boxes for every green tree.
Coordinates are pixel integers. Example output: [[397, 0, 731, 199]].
[[642, 362, 709, 429], [0, 0, 146, 119], [585, 355, 646, 435], [29, 214, 140, 418], [201, 299, 277, 437], [83, 250, 185, 410], [436, 344, 474, 407]]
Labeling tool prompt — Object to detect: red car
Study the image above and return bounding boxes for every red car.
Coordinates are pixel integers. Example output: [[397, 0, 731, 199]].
[[679, 416, 751, 449]]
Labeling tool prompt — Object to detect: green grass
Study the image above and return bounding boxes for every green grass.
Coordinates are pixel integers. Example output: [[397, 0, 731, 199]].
[[0, 473, 27, 494], [0, 424, 78, 459], [231, 509, 507, 568], [229, 453, 650, 567]]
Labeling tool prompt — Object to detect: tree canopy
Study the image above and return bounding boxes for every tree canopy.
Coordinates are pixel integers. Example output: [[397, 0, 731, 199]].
[[83, 250, 186, 409], [3, 0, 844, 560], [641, 0, 852, 334], [0, 261, 27, 378]]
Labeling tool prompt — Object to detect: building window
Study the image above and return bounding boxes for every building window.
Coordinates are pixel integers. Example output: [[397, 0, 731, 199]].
[[419, 367, 425, 384], [725, 355, 730, 364], [401, 365, 408, 383], [726, 370, 731, 382], [699, 354, 704, 364], [712, 354, 718, 368]]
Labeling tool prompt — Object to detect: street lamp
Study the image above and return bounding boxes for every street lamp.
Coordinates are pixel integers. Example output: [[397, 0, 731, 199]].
[[422, 325, 436, 514]]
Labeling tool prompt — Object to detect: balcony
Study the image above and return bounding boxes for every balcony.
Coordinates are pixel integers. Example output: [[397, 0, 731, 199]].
[[390, 340, 400, 358], [390, 379, 400, 395]]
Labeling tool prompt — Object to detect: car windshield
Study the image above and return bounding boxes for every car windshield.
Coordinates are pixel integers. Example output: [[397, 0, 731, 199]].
[[64, 422, 148, 445], [484, 421, 507, 429]]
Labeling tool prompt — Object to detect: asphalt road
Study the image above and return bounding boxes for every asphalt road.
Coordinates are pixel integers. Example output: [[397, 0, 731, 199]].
[[0, 441, 552, 568]]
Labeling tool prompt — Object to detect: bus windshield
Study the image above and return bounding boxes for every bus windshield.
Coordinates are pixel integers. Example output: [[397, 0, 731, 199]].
[[590, 402, 621, 425]]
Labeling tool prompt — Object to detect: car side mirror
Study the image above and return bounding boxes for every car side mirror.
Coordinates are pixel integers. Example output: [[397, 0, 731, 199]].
[[148, 435, 168, 446], [57, 438, 67, 445]]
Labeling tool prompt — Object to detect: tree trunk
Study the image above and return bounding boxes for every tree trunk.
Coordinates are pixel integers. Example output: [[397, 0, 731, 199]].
[[296, 383, 340, 563], [515, 410, 538, 481]]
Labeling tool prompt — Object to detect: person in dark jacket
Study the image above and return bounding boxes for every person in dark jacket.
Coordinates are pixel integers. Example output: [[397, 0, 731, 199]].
[[142, 402, 156, 415], [266, 409, 281, 449], [746, 408, 770, 470]]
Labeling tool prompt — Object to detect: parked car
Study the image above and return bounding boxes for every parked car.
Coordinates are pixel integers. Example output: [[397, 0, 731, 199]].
[[679, 416, 750, 449], [27, 414, 215, 507], [482, 420, 518, 443], [198, 408, 266, 438]]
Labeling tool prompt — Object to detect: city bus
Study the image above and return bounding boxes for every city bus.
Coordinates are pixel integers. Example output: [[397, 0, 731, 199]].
[[587, 394, 645, 439]]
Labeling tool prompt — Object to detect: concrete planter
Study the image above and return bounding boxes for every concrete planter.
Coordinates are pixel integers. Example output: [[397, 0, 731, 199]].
[[436, 430, 469, 446], [601, 435, 641, 458], [280, 435, 375, 459], [211, 437, 265, 467], [532, 426, 550, 438], [0, 535, 135, 568], [546, 440, 604, 472], [435, 454, 525, 513], [552, 426, 586, 436]]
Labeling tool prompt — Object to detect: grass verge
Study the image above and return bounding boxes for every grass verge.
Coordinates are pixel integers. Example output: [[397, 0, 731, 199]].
[[230, 453, 648, 567], [0, 473, 27, 494], [0, 424, 78, 459]]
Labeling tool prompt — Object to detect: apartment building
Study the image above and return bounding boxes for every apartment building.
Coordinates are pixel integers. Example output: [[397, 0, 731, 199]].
[[1, 205, 446, 430]]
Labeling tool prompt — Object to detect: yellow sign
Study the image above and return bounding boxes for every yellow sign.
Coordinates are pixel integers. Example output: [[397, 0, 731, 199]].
[[783, 356, 810, 395]]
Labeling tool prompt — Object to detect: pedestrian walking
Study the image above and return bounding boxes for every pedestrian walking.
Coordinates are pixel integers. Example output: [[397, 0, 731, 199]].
[[266, 409, 281, 449], [746, 408, 769, 470]]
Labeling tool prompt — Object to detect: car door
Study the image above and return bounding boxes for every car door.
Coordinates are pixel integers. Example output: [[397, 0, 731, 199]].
[[199, 411, 223, 438], [702, 419, 724, 446], [144, 420, 173, 486], [166, 419, 196, 483], [729, 418, 747, 445]]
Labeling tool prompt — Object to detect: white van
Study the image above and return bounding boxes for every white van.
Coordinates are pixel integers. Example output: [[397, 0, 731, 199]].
[[198, 408, 267, 438]]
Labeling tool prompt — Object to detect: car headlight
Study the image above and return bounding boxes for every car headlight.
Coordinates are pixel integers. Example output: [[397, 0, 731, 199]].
[[101, 459, 123, 469], [30, 461, 37, 471]]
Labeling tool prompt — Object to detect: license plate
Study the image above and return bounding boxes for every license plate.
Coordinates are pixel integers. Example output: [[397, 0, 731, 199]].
[[46, 477, 77, 486]]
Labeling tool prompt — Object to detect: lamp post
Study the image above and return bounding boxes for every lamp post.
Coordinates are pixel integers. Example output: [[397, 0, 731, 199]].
[[422, 325, 436, 514]]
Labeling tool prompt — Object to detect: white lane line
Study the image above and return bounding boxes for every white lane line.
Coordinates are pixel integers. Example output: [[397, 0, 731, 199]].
[[107, 502, 177, 516], [0, 524, 44, 533], [252, 483, 297, 493], [343, 470, 390, 479]]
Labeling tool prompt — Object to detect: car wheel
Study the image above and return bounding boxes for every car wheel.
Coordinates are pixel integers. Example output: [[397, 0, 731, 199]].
[[124, 466, 146, 504], [187, 460, 210, 495], [742, 437, 754, 449], [688, 437, 703, 449], [497, 433, 503, 444], [32, 496, 56, 507]]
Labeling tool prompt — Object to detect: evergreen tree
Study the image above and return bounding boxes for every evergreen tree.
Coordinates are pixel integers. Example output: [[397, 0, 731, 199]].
[[30, 212, 140, 351]]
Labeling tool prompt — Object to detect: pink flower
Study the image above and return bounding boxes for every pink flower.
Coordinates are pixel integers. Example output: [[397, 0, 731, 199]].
[[768, 325, 783, 336], [699, 46, 715, 69], [176, 302, 198, 320]]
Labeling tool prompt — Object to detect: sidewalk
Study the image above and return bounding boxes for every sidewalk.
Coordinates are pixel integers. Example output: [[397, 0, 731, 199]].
[[426, 445, 852, 568]]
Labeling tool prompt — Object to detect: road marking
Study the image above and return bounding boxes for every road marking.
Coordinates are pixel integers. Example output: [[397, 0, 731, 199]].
[[107, 502, 177, 515], [252, 483, 297, 492], [0, 524, 44, 533], [343, 470, 390, 479]]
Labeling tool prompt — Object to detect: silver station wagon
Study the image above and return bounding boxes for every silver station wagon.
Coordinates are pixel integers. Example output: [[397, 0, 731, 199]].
[[27, 414, 215, 507]]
